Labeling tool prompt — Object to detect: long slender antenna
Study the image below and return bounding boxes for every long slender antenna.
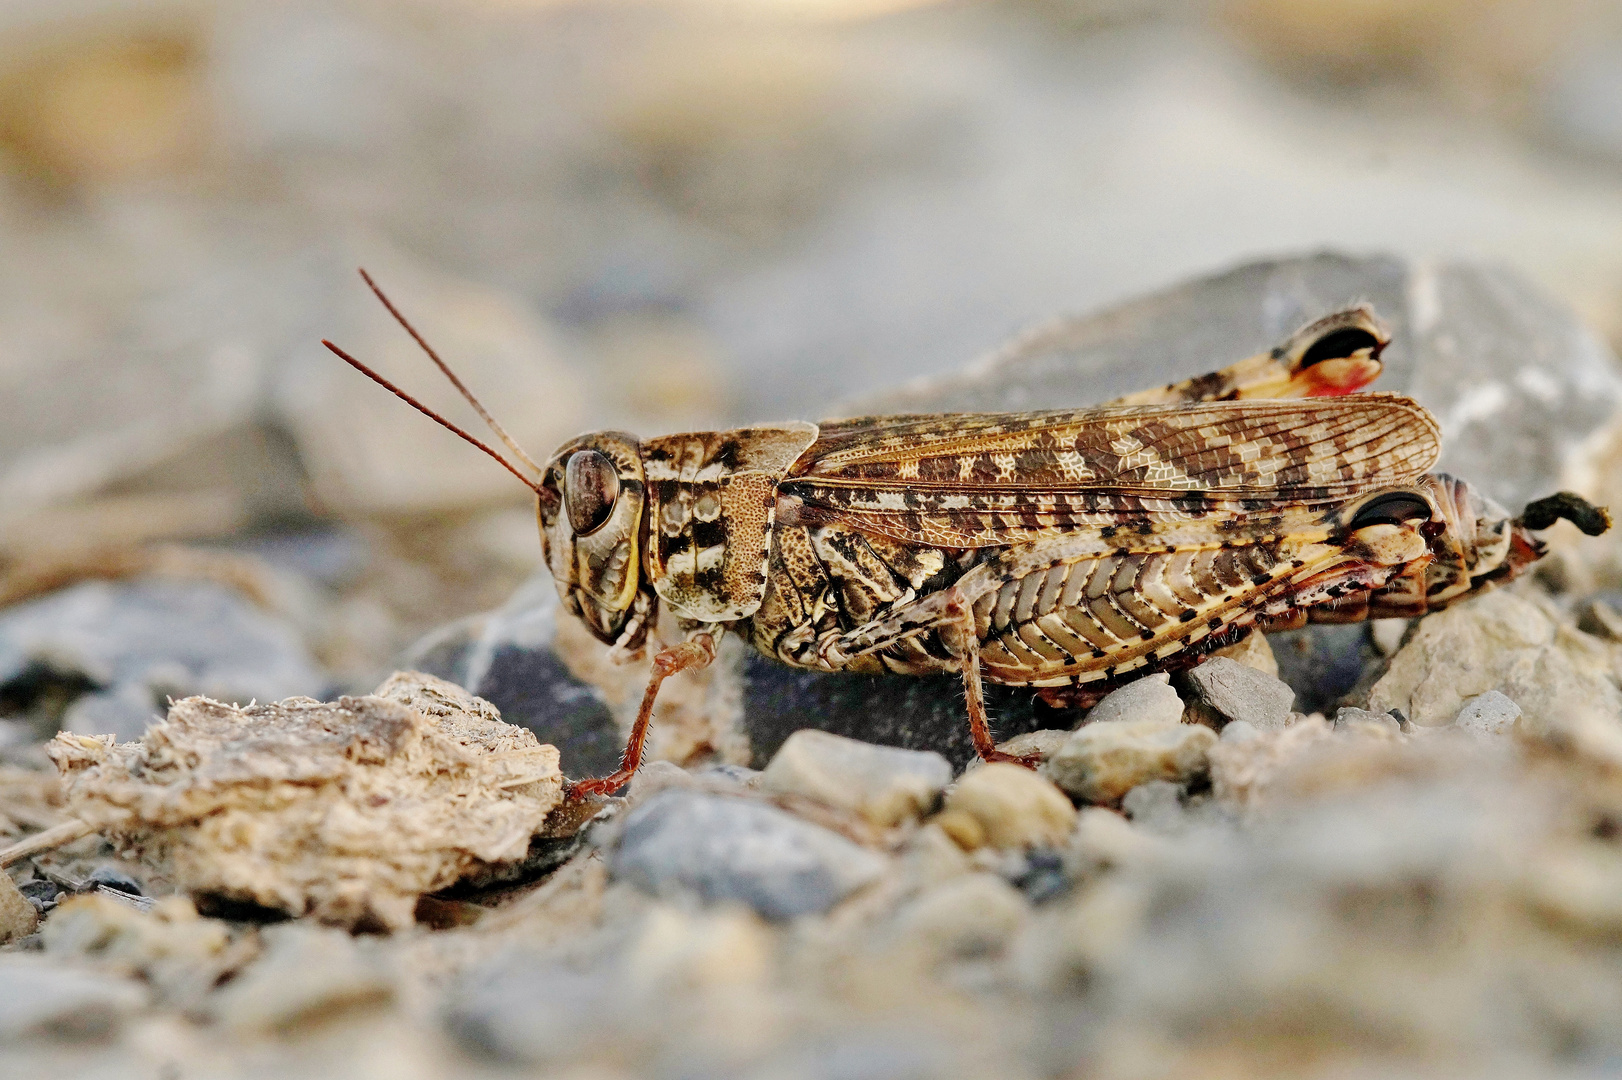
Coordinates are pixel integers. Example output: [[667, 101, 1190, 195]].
[[322, 339, 544, 496], [356, 268, 544, 478]]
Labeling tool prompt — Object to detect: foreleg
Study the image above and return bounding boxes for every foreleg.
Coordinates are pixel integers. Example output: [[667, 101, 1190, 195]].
[[566, 631, 716, 800]]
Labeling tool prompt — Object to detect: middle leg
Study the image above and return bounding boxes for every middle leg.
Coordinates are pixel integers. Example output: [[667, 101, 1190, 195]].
[[952, 601, 1044, 768]]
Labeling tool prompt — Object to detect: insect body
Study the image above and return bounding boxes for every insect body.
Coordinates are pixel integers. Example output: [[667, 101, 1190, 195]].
[[325, 280, 1609, 800]]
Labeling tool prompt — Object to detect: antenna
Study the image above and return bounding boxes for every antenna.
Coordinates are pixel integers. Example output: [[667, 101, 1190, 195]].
[[322, 339, 545, 496], [356, 268, 544, 478]]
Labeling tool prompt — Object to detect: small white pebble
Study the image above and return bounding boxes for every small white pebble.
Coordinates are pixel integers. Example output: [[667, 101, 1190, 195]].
[[1220, 720, 1259, 743], [1454, 691, 1521, 736], [1370, 617, 1410, 656]]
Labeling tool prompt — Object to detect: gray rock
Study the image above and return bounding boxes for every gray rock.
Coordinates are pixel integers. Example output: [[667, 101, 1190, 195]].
[[405, 576, 623, 779], [208, 924, 394, 1032], [446, 954, 625, 1066], [856, 252, 1622, 513], [625, 760, 700, 802], [1333, 707, 1405, 735], [1083, 674, 1185, 728], [1210, 628, 1280, 677], [1541, 39, 1622, 164], [740, 656, 1052, 772], [611, 789, 888, 921], [1268, 623, 1381, 717], [59, 684, 160, 743], [90, 884, 155, 912], [1219, 720, 1260, 744], [1121, 780, 1187, 834], [1010, 848, 1071, 905], [1045, 719, 1217, 805], [694, 763, 761, 787], [39, 893, 229, 1005], [760, 730, 952, 827], [892, 873, 1030, 960], [1027, 772, 1622, 1066], [0, 956, 147, 1041], [1368, 589, 1622, 734], [1575, 595, 1622, 642], [994, 728, 1072, 763], [0, 718, 33, 753], [744, 1032, 960, 1080], [84, 866, 143, 896], [0, 579, 323, 736], [1454, 691, 1522, 736], [219, 524, 371, 590], [17, 878, 60, 916], [1370, 618, 1412, 657], [1178, 658, 1294, 731]]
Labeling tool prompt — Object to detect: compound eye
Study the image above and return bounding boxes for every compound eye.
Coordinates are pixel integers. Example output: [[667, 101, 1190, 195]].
[[565, 449, 620, 535], [1349, 491, 1432, 530]]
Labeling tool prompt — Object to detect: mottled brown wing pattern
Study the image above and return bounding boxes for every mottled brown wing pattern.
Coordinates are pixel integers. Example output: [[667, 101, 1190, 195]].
[[782, 394, 1439, 548]]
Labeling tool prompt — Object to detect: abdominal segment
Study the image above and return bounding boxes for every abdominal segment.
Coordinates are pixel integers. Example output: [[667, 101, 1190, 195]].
[[745, 521, 1426, 694], [966, 542, 1408, 689]]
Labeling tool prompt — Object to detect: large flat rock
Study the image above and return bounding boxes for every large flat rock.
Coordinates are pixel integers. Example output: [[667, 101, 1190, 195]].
[[405, 253, 1622, 772], [853, 252, 1622, 511]]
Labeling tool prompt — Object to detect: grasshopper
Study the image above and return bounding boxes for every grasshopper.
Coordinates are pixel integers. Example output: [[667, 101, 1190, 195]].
[[325, 272, 1610, 799]]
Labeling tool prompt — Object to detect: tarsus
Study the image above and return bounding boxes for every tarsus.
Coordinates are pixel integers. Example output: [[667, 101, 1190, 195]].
[[355, 268, 545, 478], [322, 338, 544, 496]]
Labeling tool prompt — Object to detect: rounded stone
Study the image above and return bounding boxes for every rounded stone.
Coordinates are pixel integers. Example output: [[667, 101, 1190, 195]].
[[942, 763, 1077, 849], [760, 729, 952, 827], [1044, 719, 1217, 804], [0, 873, 39, 944], [1453, 690, 1522, 736], [1179, 657, 1295, 731], [611, 789, 889, 921], [1083, 674, 1186, 727], [893, 873, 1030, 959]]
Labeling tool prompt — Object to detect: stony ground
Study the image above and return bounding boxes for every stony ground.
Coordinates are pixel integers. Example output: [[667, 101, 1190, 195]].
[[8, 579, 1622, 1079], [6, 241, 1622, 1076], [6, 5, 1622, 1075]]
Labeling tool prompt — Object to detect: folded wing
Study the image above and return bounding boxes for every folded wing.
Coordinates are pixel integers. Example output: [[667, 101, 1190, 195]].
[[781, 394, 1440, 548]]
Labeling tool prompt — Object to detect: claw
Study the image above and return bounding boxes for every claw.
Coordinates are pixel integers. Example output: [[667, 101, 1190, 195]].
[[978, 748, 1044, 770], [564, 777, 618, 802]]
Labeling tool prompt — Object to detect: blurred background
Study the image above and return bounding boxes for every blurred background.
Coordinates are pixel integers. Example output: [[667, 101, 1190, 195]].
[[5, 0, 1622, 704]]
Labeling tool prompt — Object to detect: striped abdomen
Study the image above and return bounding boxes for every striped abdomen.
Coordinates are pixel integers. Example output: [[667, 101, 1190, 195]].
[[971, 542, 1314, 689]]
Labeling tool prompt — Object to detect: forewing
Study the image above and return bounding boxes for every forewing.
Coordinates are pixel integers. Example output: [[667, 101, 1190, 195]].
[[783, 394, 1439, 548]]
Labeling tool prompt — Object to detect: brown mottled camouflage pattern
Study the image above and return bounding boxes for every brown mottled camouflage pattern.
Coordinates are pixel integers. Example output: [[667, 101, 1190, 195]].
[[332, 282, 1602, 794], [526, 305, 1589, 790]]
